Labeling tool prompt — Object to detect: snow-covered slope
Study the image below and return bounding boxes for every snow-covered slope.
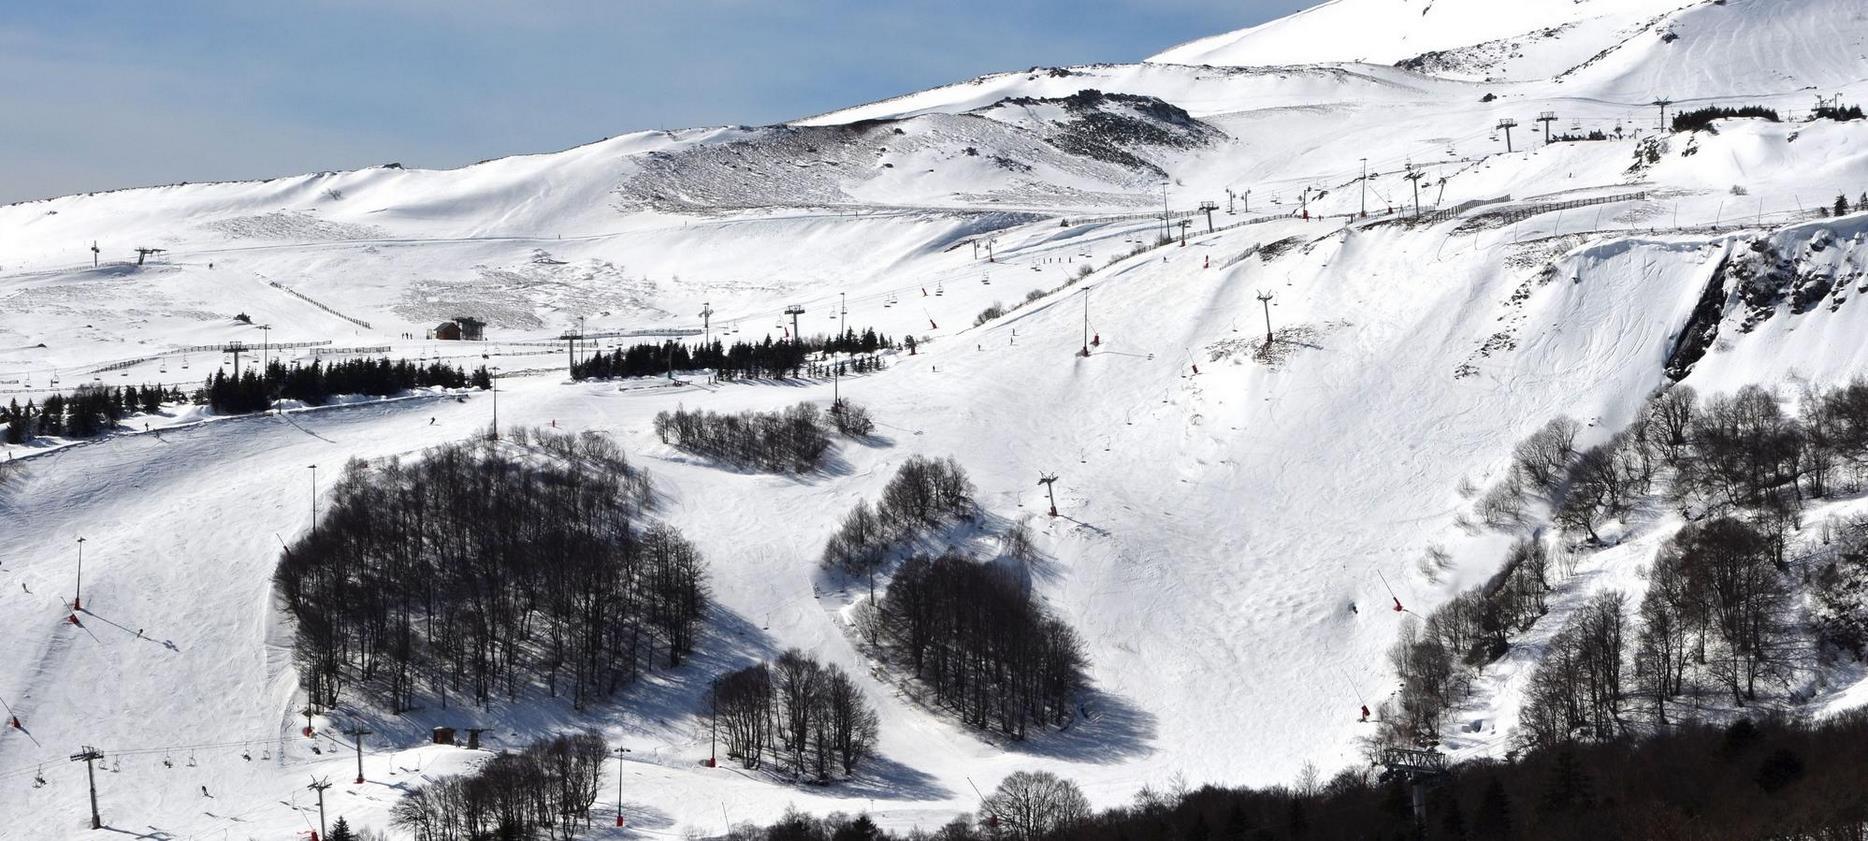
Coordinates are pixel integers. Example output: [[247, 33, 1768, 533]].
[[1149, 0, 1690, 73], [6, 0, 1868, 838]]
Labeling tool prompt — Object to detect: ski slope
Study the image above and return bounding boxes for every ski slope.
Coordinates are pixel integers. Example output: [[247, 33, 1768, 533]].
[[6, 0, 1868, 837]]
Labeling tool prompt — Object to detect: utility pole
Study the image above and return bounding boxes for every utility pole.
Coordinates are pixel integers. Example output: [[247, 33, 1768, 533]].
[[1536, 111, 1559, 144], [308, 777, 332, 840], [70, 745, 104, 830], [73, 537, 85, 612], [784, 305, 805, 346], [489, 367, 500, 441], [1038, 474, 1060, 517], [1257, 291, 1275, 346], [1161, 182, 1171, 241], [1496, 118, 1519, 153], [699, 301, 715, 347], [1078, 287, 1092, 357], [1199, 201, 1219, 233], [344, 725, 371, 785], [308, 464, 318, 534], [1654, 98, 1673, 130], [1360, 158, 1368, 218], [1405, 165, 1427, 219]]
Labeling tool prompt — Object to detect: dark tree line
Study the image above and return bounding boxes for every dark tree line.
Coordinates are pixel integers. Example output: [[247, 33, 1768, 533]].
[[275, 429, 707, 712], [711, 649, 880, 782], [740, 714, 1868, 841], [391, 731, 607, 841], [572, 330, 893, 382], [1673, 105, 1780, 132], [864, 552, 1086, 739], [654, 402, 832, 473], [202, 357, 487, 415], [4, 384, 183, 442]]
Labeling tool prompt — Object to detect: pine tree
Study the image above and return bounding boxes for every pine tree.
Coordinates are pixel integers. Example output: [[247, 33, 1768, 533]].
[[1838, 193, 1852, 217], [326, 816, 356, 841]]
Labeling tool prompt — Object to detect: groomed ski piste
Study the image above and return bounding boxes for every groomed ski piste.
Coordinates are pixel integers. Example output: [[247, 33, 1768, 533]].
[[5, 0, 1868, 836]]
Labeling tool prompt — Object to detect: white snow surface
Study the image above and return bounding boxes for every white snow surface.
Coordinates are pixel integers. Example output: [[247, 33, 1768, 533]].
[[6, 0, 1868, 838]]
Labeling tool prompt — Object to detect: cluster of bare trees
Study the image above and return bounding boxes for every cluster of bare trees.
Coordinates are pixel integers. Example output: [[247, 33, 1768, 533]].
[[275, 430, 708, 712], [390, 731, 607, 841], [1814, 516, 1868, 657], [1483, 381, 1868, 542], [1428, 381, 1868, 750], [864, 552, 1086, 739], [1383, 540, 1550, 745], [654, 403, 831, 473], [1632, 517, 1794, 720], [1518, 591, 1627, 750], [711, 649, 879, 782], [822, 455, 975, 583]]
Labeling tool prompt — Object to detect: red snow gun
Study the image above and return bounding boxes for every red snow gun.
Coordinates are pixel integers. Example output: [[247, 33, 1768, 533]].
[[1391, 597, 1405, 613]]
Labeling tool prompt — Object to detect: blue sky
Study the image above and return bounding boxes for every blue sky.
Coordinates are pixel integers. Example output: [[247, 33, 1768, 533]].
[[0, 2, 1311, 203]]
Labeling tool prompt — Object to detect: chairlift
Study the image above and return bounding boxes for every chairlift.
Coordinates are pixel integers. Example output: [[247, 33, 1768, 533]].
[[186, 753, 197, 767], [163, 754, 174, 768], [981, 272, 991, 285], [111, 757, 120, 773], [261, 746, 271, 760], [935, 281, 944, 297], [159, 361, 168, 374], [32, 766, 45, 788]]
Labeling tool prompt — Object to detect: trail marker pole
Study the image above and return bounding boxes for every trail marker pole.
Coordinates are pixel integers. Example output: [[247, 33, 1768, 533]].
[[73, 537, 85, 611], [1360, 158, 1368, 218]]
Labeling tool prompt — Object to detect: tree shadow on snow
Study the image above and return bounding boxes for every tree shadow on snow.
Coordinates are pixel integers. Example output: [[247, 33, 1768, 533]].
[[324, 607, 781, 757], [821, 752, 951, 801], [1000, 687, 1157, 764]]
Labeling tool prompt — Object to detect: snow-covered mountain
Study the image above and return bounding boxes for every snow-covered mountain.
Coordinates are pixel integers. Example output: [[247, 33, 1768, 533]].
[[5, 0, 1868, 838]]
